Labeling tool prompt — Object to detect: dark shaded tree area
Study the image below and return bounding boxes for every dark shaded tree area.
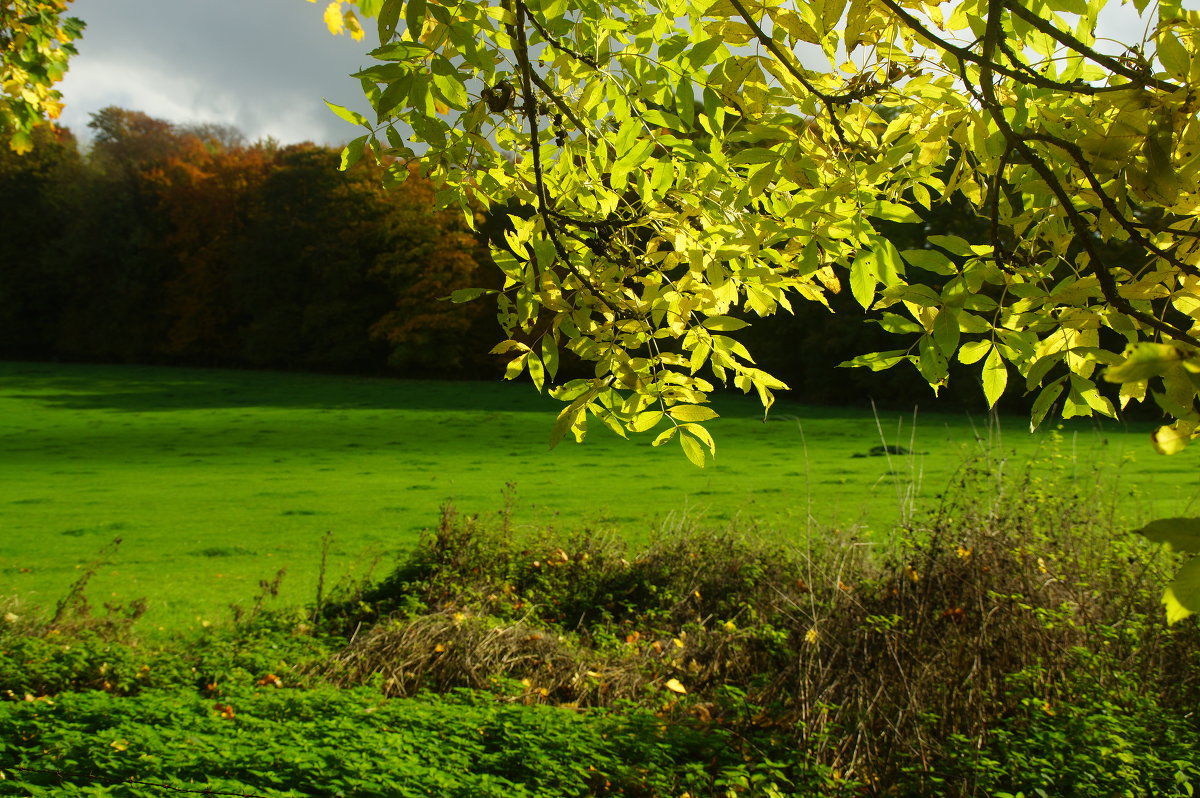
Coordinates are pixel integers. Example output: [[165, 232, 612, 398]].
[[0, 108, 500, 378]]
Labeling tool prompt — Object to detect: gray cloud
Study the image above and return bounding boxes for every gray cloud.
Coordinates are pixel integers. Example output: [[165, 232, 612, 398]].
[[56, 0, 378, 146]]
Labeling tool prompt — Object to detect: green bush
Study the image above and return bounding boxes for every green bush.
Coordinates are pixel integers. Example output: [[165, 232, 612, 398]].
[[0, 687, 846, 797]]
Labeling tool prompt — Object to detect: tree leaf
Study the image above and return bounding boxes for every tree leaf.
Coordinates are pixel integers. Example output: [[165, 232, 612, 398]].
[[679, 432, 707, 468], [1158, 30, 1191, 83], [840, 350, 908, 371], [701, 316, 750, 331], [668, 404, 719, 422], [1105, 342, 1189, 383], [405, 0, 427, 41], [901, 249, 956, 275], [652, 426, 678, 447], [630, 410, 664, 432], [865, 200, 921, 223], [982, 346, 1007, 408], [957, 340, 991, 365], [325, 100, 370, 128], [324, 1, 346, 35], [927, 235, 973, 257], [1029, 379, 1065, 431], [446, 287, 492, 303], [850, 251, 877, 309], [1162, 555, 1200, 624], [378, 0, 402, 44], [932, 308, 959, 356], [1153, 421, 1195, 455]]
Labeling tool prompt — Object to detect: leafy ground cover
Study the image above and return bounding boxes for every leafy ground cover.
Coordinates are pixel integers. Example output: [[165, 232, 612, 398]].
[[2, 361, 1198, 630], [2, 454, 1200, 796]]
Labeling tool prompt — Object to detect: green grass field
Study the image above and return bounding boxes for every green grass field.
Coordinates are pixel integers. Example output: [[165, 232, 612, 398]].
[[3, 361, 1198, 629]]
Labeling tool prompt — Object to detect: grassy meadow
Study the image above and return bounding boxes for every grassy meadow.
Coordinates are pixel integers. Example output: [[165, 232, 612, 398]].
[[6, 361, 1200, 796], [3, 360, 1199, 629]]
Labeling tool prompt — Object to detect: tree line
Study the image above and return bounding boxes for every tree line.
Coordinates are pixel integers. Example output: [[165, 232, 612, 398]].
[[0, 107, 501, 377]]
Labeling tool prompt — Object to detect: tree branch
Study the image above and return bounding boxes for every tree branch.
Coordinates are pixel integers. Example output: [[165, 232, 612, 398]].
[[512, 0, 615, 313], [977, 0, 1200, 346], [1004, 0, 1180, 92], [877, 0, 1122, 95], [1019, 131, 1200, 278], [522, 9, 600, 69], [725, 0, 850, 145], [527, 69, 599, 144]]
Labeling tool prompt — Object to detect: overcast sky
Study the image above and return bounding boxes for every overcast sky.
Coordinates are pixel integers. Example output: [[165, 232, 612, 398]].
[[52, 0, 1163, 149], [56, 0, 377, 147]]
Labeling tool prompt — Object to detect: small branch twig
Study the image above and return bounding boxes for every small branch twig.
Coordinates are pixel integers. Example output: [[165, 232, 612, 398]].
[[512, 0, 616, 313], [1004, 0, 1179, 92]]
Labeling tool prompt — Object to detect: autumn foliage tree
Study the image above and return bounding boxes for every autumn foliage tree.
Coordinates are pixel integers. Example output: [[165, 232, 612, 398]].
[[0, 106, 495, 376]]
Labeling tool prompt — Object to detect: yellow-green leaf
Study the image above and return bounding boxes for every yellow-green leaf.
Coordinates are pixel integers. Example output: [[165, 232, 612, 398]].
[[982, 347, 1007, 408], [668, 404, 719, 423], [630, 410, 664, 432], [324, 1, 345, 35], [679, 432, 706, 468], [1158, 30, 1191, 82], [1153, 421, 1195, 455], [958, 340, 991, 365], [652, 426, 678, 447], [1162, 555, 1200, 624], [1105, 343, 1189, 383], [701, 316, 750, 331]]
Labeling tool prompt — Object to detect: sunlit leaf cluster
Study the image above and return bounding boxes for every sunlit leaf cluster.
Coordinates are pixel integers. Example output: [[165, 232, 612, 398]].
[[325, 0, 1200, 472], [0, 0, 83, 153]]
